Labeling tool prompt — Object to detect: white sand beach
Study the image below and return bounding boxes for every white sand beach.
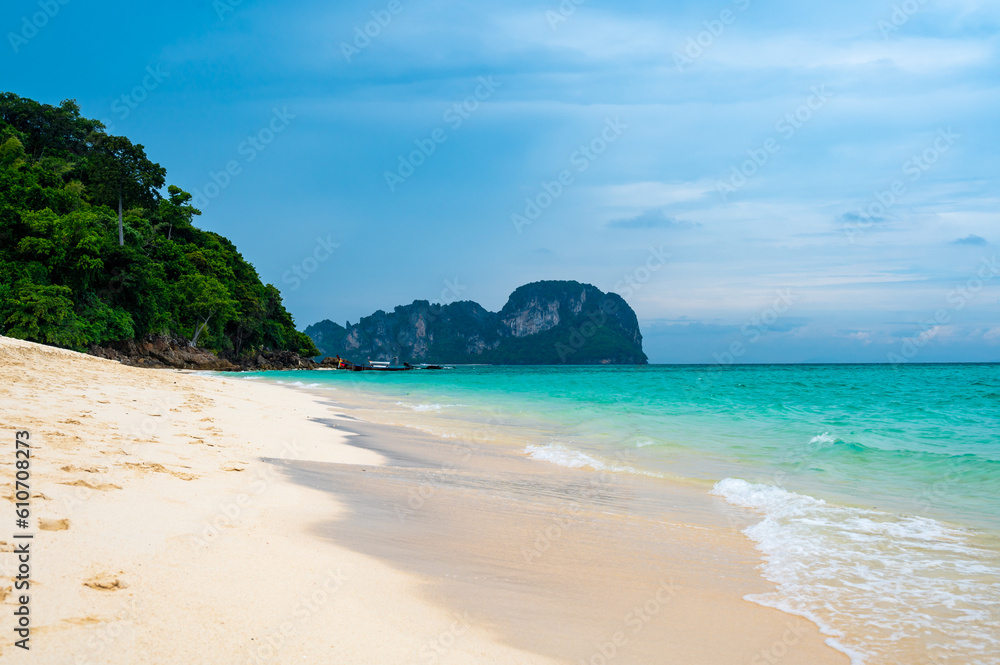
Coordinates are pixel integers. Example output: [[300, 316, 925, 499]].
[[0, 336, 847, 664]]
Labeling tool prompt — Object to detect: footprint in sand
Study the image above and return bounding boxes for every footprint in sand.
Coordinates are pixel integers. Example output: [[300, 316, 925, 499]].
[[60, 465, 106, 474], [38, 518, 70, 531], [83, 573, 127, 591], [60, 479, 122, 491], [123, 462, 197, 481]]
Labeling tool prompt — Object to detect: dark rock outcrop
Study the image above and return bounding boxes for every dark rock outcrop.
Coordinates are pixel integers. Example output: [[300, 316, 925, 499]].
[[305, 281, 647, 365], [234, 349, 317, 371], [88, 334, 316, 371]]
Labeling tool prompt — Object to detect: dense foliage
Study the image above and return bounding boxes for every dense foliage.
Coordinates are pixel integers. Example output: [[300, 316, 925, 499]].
[[0, 93, 317, 356]]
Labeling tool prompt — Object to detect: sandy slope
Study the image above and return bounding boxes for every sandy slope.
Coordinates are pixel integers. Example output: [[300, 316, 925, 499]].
[[0, 336, 560, 664]]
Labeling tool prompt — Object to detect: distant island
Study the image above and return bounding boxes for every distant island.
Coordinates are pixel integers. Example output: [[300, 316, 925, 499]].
[[305, 281, 648, 365]]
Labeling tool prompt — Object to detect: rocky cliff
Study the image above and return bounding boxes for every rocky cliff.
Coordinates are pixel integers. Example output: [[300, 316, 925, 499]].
[[88, 334, 318, 371], [305, 281, 647, 365]]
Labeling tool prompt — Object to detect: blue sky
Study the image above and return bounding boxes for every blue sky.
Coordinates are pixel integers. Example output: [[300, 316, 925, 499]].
[[2, 0, 998, 362]]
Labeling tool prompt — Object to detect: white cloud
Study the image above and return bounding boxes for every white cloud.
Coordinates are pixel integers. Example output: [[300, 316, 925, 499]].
[[492, 9, 674, 61], [844, 331, 873, 345], [591, 180, 715, 209], [709, 37, 994, 72]]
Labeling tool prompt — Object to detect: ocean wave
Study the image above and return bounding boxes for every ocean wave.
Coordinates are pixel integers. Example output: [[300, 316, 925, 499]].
[[790, 432, 1000, 467], [395, 401, 465, 412], [712, 478, 1000, 664], [524, 443, 608, 470], [523, 443, 667, 479]]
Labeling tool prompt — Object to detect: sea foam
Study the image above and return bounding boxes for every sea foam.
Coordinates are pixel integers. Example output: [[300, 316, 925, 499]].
[[524, 442, 608, 470], [712, 478, 1000, 664], [395, 401, 465, 412], [523, 443, 667, 479]]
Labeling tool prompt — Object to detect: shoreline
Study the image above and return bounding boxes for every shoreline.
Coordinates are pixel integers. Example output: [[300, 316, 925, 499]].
[[0, 336, 847, 664], [289, 368, 1000, 664], [280, 395, 851, 665]]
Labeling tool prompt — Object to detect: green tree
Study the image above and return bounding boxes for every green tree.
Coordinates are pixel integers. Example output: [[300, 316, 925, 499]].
[[0, 95, 102, 161], [177, 274, 236, 347], [3, 282, 84, 348], [0, 135, 27, 168], [87, 134, 166, 246], [154, 185, 200, 241]]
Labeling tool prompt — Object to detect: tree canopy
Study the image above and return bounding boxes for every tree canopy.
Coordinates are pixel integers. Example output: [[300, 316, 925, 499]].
[[86, 133, 166, 245], [0, 92, 318, 357]]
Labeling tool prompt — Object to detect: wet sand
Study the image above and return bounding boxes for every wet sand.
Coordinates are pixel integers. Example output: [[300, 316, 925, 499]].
[[276, 409, 850, 665]]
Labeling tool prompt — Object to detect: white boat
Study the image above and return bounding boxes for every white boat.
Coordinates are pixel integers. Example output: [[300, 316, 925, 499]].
[[365, 357, 411, 371]]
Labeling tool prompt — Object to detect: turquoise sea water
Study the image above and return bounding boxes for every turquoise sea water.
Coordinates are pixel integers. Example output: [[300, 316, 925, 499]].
[[248, 364, 1000, 664]]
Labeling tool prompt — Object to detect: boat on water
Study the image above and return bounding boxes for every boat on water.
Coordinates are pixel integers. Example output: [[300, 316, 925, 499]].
[[365, 357, 412, 371], [325, 355, 450, 371]]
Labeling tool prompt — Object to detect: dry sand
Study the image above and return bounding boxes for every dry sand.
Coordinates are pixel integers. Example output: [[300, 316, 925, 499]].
[[0, 336, 848, 664]]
